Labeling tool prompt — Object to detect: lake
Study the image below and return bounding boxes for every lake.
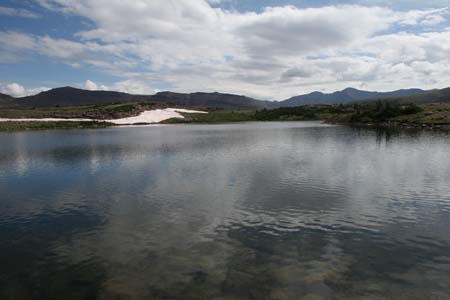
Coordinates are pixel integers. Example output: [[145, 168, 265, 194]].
[[1, 122, 450, 300]]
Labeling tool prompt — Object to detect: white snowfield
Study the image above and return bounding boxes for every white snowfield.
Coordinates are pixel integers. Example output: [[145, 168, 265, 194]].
[[0, 108, 207, 125], [106, 108, 206, 124]]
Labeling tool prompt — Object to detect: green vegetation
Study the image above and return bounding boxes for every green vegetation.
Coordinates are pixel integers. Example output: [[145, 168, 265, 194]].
[[395, 103, 450, 125], [165, 102, 450, 130], [361, 87, 450, 105], [325, 102, 422, 123], [254, 106, 338, 121], [0, 121, 112, 132], [163, 110, 256, 123], [0, 102, 162, 120], [164, 105, 341, 124], [1, 101, 450, 132], [325, 102, 450, 128]]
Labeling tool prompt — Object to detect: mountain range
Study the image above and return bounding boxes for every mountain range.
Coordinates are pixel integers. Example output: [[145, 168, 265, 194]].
[[0, 86, 448, 109], [280, 87, 426, 106], [0, 87, 274, 109]]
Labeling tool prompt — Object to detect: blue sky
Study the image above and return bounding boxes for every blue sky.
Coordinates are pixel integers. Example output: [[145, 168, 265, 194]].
[[1, 0, 449, 100]]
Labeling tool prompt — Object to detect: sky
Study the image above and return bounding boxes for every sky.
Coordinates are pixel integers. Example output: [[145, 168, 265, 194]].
[[0, 0, 449, 100]]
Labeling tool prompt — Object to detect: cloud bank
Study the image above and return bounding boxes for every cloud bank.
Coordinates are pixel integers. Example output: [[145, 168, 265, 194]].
[[1, 1, 450, 99]]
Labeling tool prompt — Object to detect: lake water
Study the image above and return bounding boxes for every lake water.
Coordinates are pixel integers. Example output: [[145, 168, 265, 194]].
[[1, 122, 450, 300]]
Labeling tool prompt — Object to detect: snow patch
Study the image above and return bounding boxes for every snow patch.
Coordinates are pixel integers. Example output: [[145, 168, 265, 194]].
[[0, 108, 207, 124]]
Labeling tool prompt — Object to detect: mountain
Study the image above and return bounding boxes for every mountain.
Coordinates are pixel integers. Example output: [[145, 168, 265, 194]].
[[0, 93, 16, 108], [364, 87, 450, 105], [0, 93, 12, 100], [2, 86, 449, 110], [5, 87, 272, 109], [280, 88, 426, 106], [150, 91, 274, 109], [17, 87, 151, 107]]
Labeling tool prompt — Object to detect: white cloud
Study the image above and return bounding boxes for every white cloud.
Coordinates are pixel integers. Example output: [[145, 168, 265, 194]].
[[398, 7, 449, 25], [83, 80, 100, 91], [0, 82, 50, 97], [4, 1, 450, 99], [0, 6, 40, 18], [359, 0, 450, 9], [109, 80, 156, 95], [0, 31, 36, 51], [207, 0, 229, 4], [82, 79, 155, 95], [38, 36, 86, 59], [0, 83, 25, 97], [0, 31, 88, 63], [233, 6, 398, 57]]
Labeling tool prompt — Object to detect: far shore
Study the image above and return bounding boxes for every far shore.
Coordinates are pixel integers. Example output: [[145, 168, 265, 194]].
[[1, 102, 450, 132]]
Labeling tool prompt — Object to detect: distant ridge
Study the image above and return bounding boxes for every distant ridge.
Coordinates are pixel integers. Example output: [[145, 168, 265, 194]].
[[150, 91, 275, 109], [362, 87, 450, 105], [1, 86, 449, 109], [17, 87, 150, 107], [280, 87, 426, 106], [5, 87, 273, 110]]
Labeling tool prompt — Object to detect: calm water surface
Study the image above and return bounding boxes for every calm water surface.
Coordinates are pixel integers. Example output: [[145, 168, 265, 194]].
[[1, 122, 450, 300]]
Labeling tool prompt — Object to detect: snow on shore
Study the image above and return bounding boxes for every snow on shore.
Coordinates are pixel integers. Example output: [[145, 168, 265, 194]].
[[0, 108, 207, 124], [106, 108, 206, 124]]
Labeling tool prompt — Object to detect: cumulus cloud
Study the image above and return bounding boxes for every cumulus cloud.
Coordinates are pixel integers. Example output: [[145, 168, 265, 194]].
[[83, 80, 97, 91], [234, 6, 398, 57], [4, 79, 154, 98], [0, 82, 49, 97], [83, 80, 107, 91], [109, 80, 156, 95], [0, 83, 26, 97], [83, 79, 156, 95], [3, 1, 450, 99], [398, 7, 449, 25]]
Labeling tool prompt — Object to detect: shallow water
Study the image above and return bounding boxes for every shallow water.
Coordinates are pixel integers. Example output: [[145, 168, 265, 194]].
[[1, 122, 450, 300]]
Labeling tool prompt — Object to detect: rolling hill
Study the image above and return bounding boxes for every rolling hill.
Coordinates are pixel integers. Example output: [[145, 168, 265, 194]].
[[1, 86, 449, 110], [0, 93, 16, 108], [150, 91, 275, 109], [0, 93, 13, 100], [280, 87, 426, 106], [16, 87, 151, 107], [363, 87, 450, 105], [3, 87, 273, 110]]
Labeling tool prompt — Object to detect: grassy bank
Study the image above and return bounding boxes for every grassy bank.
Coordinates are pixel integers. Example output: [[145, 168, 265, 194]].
[[324, 103, 450, 129], [0, 102, 165, 132], [0, 121, 113, 132], [163, 105, 339, 124], [0, 102, 164, 120], [165, 103, 450, 130], [1, 101, 450, 132]]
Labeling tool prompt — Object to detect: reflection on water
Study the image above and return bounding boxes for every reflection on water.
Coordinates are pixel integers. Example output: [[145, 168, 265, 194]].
[[1, 122, 450, 300]]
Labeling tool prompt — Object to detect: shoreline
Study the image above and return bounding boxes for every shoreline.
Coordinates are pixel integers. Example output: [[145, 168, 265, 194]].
[[2, 103, 450, 132], [2, 118, 450, 133], [329, 121, 450, 132], [0, 108, 206, 124]]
